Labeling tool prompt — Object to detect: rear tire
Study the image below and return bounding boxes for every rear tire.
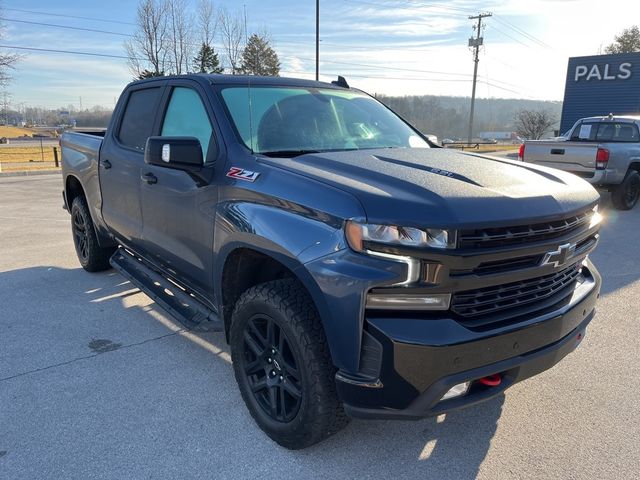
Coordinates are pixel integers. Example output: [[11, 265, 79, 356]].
[[611, 170, 640, 210], [230, 279, 349, 449], [70, 196, 115, 272]]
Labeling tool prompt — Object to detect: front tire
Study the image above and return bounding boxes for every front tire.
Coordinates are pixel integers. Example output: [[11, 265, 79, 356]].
[[611, 170, 640, 210], [70, 196, 115, 272], [230, 279, 348, 449]]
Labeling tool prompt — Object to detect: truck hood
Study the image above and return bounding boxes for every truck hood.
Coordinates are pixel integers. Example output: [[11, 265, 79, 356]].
[[263, 148, 600, 228]]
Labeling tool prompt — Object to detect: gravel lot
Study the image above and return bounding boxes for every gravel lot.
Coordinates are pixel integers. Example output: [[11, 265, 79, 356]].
[[1, 174, 638, 479]]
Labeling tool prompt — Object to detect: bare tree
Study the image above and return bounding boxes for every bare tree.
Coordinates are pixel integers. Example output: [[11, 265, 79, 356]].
[[166, 0, 194, 75], [218, 7, 245, 74], [0, 2, 22, 86], [125, 0, 169, 78], [514, 110, 556, 140], [197, 0, 217, 46]]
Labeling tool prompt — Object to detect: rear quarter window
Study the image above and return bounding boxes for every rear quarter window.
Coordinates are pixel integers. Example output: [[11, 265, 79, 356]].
[[117, 87, 162, 151]]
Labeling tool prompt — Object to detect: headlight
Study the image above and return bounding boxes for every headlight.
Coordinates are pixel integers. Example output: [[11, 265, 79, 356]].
[[589, 205, 602, 229], [345, 221, 455, 252]]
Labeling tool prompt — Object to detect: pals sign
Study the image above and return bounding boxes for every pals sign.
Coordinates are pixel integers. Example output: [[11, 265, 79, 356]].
[[574, 63, 632, 82]]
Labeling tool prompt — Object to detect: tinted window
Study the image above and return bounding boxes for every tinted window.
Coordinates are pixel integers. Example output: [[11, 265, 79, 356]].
[[161, 87, 213, 159], [596, 122, 639, 142], [571, 121, 640, 143], [220, 86, 428, 154], [118, 87, 162, 151]]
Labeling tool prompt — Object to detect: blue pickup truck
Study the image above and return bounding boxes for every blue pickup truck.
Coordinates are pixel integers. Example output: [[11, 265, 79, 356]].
[[61, 74, 602, 449]]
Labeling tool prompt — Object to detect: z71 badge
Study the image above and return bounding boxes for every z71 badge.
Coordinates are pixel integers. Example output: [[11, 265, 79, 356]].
[[226, 167, 260, 182]]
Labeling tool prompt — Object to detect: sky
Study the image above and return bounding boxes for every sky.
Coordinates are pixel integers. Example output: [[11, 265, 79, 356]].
[[2, 0, 640, 109]]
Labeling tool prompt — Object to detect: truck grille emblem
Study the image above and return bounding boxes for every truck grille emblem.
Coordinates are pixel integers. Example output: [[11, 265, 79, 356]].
[[541, 243, 577, 268]]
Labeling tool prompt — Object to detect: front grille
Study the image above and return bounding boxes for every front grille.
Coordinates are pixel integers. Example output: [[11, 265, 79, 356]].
[[451, 265, 581, 319], [458, 210, 591, 249]]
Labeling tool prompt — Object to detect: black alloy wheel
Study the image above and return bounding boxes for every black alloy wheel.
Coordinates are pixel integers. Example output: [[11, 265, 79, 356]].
[[72, 207, 89, 262], [242, 314, 302, 422], [69, 196, 115, 272], [612, 170, 640, 210], [624, 174, 640, 207], [230, 279, 349, 449]]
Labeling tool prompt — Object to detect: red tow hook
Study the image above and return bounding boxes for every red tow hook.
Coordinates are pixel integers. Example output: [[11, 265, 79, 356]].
[[478, 374, 502, 387]]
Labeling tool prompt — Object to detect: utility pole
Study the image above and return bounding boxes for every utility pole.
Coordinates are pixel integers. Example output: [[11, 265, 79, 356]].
[[467, 12, 491, 145], [315, 0, 319, 81]]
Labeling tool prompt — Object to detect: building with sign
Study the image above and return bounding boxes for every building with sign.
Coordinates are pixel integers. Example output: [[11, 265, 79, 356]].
[[559, 52, 640, 134]]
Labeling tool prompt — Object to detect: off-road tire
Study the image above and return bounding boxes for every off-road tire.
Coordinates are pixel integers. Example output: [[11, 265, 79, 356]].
[[230, 279, 349, 449], [611, 170, 640, 210], [70, 196, 115, 272]]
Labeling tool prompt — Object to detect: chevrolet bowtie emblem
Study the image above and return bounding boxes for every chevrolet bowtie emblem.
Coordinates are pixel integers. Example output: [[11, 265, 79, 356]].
[[541, 243, 577, 268]]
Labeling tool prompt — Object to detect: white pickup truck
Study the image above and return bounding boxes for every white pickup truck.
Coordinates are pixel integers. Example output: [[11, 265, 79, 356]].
[[520, 115, 640, 210]]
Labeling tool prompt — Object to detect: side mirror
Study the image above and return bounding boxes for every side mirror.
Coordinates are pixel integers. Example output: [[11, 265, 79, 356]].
[[144, 136, 203, 171]]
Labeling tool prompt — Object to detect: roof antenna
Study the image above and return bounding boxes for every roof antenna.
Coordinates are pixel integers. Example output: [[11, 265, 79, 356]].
[[331, 76, 349, 88]]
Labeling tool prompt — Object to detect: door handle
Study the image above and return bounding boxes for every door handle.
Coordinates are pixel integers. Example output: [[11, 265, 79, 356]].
[[141, 172, 158, 185], [101, 159, 112, 169], [550, 149, 565, 155]]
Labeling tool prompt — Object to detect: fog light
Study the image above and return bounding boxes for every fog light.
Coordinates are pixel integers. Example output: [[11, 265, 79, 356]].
[[440, 381, 470, 401], [366, 293, 451, 310]]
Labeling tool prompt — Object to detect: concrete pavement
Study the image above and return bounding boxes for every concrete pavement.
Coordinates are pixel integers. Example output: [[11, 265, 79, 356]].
[[0, 175, 638, 479]]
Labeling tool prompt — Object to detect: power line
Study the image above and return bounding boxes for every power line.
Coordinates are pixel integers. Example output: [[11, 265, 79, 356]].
[[492, 15, 553, 50], [0, 44, 134, 60], [488, 24, 531, 48], [0, 17, 132, 37], [0, 44, 530, 97], [3, 7, 136, 26], [294, 55, 473, 77]]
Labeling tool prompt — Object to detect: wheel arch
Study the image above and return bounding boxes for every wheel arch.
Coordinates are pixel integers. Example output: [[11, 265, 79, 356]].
[[627, 161, 640, 173], [217, 242, 335, 358], [65, 174, 116, 248]]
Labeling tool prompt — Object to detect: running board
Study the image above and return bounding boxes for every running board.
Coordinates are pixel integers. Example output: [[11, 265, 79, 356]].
[[110, 248, 223, 332]]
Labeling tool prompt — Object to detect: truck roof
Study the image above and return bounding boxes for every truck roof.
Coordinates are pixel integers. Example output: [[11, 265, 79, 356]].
[[129, 73, 350, 90], [579, 114, 640, 123]]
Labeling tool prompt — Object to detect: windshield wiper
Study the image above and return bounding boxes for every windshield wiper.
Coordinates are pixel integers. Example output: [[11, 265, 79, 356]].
[[259, 149, 321, 158]]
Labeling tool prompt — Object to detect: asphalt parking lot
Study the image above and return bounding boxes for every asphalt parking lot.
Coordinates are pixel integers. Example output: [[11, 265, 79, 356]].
[[1, 174, 639, 479]]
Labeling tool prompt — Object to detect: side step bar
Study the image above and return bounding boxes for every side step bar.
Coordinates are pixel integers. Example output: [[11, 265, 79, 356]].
[[110, 248, 223, 332]]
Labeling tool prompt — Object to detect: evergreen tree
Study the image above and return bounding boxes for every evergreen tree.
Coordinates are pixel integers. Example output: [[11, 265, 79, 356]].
[[193, 43, 224, 74], [238, 34, 280, 76], [138, 69, 165, 79]]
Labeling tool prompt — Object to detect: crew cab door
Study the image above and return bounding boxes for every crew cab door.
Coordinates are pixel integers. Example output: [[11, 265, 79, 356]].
[[99, 83, 165, 244], [138, 82, 220, 295]]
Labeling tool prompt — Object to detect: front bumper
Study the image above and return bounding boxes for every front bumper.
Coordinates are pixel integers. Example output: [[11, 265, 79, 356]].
[[336, 259, 601, 420]]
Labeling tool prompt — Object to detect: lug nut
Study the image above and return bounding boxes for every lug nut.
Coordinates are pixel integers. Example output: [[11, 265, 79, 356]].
[[279, 375, 284, 381], [267, 358, 272, 363]]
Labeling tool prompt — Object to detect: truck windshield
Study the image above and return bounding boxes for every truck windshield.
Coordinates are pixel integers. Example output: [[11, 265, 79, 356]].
[[219, 86, 429, 156]]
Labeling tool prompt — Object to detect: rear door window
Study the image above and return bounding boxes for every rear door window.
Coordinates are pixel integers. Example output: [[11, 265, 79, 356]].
[[117, 87, 163, 151], [161, 87, 213, 159], [571, 122, 597, 141], [596, 122, 639, 142]]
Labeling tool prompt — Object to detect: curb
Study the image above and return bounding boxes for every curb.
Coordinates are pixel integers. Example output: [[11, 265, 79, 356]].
[[0, 170, 62, 178]]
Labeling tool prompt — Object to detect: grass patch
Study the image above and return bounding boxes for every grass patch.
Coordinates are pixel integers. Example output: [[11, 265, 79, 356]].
[[0, 146, 57, 163]]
